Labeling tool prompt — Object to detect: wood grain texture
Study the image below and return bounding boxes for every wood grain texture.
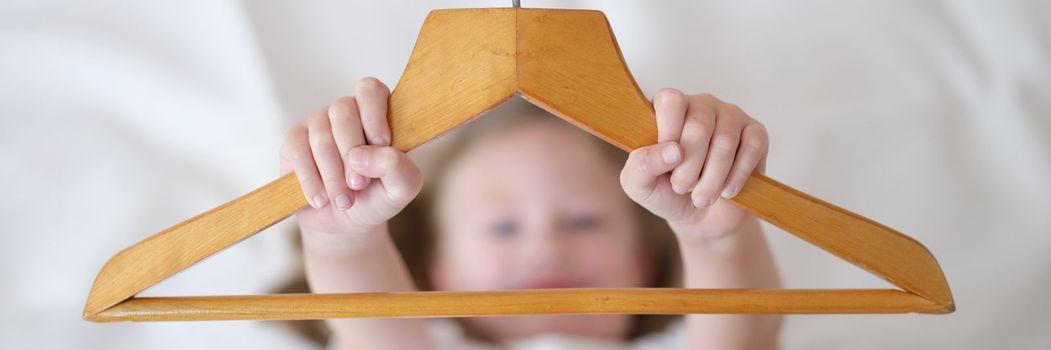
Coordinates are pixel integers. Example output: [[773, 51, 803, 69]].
[[83, 7, 954, 322], [92, 289, 943, 322], [729, 174, 954, 309], [388, 8, 517, 152], [83, 173, 306, 317], [517, 9, 657, 151]]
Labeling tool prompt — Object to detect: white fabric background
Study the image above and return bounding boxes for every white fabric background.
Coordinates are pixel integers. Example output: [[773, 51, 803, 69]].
[[1, 1, 1048, 349]]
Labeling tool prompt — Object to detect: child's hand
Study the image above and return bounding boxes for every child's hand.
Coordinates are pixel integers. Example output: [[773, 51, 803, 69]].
[[279, 77, 422, 235], [620, 89, 768, 239]]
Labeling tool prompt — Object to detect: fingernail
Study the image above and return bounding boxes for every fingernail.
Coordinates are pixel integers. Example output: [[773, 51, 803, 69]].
[[349, 148, 368, 168], [371, 135, 389, 146], [693, 195, 712, 208], [661, 143, 680, 164], [311, 193, 328, 208], [721, 185, 739, 199], [334, 193, 352, 210], [671, 183, 685, 194], [348, 173, 366, 189]]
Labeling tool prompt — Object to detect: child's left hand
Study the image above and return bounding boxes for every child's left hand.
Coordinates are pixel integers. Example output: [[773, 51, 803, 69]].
[[620, 89, 768, 240]]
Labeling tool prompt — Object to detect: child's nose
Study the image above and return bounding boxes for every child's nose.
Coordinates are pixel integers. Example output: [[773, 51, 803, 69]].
[[522, 226, 573, 271]]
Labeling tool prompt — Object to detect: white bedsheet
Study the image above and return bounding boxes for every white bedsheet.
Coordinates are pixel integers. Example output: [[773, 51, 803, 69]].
[[1, 1, 1048, 349]]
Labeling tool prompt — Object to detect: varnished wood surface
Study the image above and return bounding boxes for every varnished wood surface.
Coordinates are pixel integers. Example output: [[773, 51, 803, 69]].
[[92, 289, 945, 322], [84, 173, 306, 317], [84, 8, 953, 322]]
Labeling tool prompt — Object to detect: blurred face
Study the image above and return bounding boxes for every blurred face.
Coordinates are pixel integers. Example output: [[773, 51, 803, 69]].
[[431, 118, 650, 342]]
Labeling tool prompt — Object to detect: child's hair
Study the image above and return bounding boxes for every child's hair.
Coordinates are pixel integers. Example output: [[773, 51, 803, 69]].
[[273, 98, 682, 346]]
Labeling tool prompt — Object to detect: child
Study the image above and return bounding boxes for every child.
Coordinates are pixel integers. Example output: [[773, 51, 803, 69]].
[[278, 77, 782, 349]]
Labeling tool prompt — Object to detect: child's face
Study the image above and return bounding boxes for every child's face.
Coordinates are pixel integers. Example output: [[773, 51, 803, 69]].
[[431, 119, 650, 341]]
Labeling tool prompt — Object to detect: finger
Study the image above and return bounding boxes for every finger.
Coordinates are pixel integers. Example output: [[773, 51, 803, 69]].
[[620, 142, 683, 204], [347, 146, 422, 207], [279, 119, 308, 175], [653, 88, 688, 143], [278, 125, 297, 175], [668, 94, 717, 194], [328, 96, 371, 190], [691, 104, 745, 208], [757, 152, 768, 174], [721, 122, 769, 199], [281, 121, 326, 209], [308, 111, 355, 210], [278, 156, 291, 175], [355, 77, 392, 147]]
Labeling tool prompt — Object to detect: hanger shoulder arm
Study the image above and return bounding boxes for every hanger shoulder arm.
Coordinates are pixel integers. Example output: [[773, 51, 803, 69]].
[[83, 174, 306, 319], [731, 174, 954, 311]]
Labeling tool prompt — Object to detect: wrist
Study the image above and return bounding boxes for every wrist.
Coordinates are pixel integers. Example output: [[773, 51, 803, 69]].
[[670, 216, 761, 251], [300, 223, 389, 257]]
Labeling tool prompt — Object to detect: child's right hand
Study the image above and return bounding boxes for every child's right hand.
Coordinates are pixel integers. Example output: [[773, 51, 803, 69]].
[[279, 77, 423, 235]]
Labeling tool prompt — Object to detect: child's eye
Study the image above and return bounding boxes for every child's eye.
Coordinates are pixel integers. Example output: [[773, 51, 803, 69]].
[[567, 214, 600, 231], [489, 220, 518, 237]]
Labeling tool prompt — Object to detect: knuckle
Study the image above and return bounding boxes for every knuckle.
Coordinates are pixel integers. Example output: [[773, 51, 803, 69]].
[[623, 186, 647, 202], [281, 126, 301, 144], [742, 140, 762, 153], [753, 123, 769, 138], [694, 92, 717, 104], [710, 134, 739, 153], [635, 159, 653, 179], [386, 187, 414, 207], [333, 95, 356, 106], [686, 105, 716, 125], [670, 172, 696, 189], [627, 148, 650, 171], [618, 171, 646, 200], [307, 126, 334, 147], [382, 148, 402, 168], [286, 117, 308, 132], [385, 189, 407, 206], [357, 76, 388, 94], [283, 144, 312, 163], [321, 175, 340, 189], [312, 140, 338, 156], [313, 105, 329, 118], [684, 118, 712, 138], [722, 103, 745, 117], [699, 186, 720, 199], [654, 88, 686, 107], [743, 138, 766, 153], [696, 122, 713, 137], [385, 179, 421, 207], [744, 125, 769, 150], [328, 97, 358, 119], [307, 110, 329, 130], [729, 168, 749, 181]]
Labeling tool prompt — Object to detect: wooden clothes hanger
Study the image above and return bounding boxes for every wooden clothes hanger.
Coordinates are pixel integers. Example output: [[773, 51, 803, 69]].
[[83, 5, 954, 322]]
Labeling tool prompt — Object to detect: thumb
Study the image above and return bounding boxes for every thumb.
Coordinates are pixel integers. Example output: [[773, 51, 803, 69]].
[[347, 145, 422, 208], [620, 141, 682, 206]]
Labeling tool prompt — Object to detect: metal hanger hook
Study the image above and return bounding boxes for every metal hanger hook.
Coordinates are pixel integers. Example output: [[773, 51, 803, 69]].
[[513, 0, 520, 8]]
